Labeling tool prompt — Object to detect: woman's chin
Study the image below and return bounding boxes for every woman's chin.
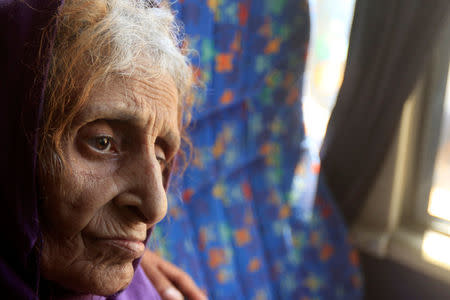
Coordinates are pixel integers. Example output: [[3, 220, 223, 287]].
[[42, 259, 136, 297], [86, 263, 135, 296]]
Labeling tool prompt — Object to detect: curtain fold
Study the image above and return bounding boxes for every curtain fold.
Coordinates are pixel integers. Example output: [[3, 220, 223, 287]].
[[320, 0, 450, 225]]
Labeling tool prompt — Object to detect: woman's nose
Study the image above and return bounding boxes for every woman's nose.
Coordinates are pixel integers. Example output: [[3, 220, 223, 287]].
[[116, 147, 168, 228]]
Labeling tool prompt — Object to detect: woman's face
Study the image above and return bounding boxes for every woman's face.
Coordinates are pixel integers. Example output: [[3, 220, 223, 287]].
[[40, 73, 180, 295]]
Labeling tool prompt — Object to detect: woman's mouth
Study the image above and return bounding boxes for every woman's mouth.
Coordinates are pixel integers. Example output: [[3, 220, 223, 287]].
[[95, 238, 146, 259]]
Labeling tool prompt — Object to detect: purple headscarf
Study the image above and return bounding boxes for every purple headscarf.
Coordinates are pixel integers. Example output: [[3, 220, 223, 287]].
[[0, 1, 160, 298]]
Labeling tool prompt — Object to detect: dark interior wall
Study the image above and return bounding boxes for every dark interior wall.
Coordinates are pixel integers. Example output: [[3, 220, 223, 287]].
[[361, 252, 450, 300]]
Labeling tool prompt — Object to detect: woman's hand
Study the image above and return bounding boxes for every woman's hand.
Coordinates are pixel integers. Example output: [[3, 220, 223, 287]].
[[141, 249, 208, 300]]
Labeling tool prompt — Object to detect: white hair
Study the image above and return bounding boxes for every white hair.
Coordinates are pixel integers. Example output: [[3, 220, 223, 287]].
[[105, 0, 192, 97]]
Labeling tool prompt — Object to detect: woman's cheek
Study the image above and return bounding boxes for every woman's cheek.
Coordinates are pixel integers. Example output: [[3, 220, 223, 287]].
[[52, 150, 121, 235]]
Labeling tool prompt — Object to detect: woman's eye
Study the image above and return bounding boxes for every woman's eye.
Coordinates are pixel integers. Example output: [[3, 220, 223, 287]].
[[156, 155, 167, 170], [92, 136, 113, 152], [155, 144, 167, 170]]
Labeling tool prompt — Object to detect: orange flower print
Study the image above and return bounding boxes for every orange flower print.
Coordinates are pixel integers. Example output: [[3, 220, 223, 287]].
[[286, 86, 299, 105], [234, 228, 251, 246], [238, 3, 248, 26], [182, 188, 194, 203], [215, 53, 233, 73], [231, 32, 241, 52], [198, 228, 207, 251], [241, 181, 253, 200], [247, 258, 261, 272], [216, 269, 230, 283], [278, 204, 291, 219], [264, 38, 281, 55], [208, 248, 226, 269], [220, 89, 234, 104], [349, 249, 360, 266], [320, 244, 334, 261], [258, 19, 272, 38], [212, 139, 225, 158], [168, 207, 181, 219]]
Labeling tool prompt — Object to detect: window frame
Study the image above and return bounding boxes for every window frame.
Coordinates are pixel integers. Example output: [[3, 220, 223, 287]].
[[411, 23, 450, 236]]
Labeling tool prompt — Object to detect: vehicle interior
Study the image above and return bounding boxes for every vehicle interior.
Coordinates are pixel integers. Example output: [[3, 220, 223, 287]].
[[151, 0, 450, 298]]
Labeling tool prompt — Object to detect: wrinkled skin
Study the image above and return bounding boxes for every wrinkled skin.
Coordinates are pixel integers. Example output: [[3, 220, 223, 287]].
[[40, 73, 180, 296]]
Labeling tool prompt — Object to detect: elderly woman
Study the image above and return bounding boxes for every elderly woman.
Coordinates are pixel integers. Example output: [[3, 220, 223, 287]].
[[1, 0, 203, 299]]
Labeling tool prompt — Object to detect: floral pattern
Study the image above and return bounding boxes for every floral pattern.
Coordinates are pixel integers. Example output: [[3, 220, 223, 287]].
[[149, 1, 363, 299]]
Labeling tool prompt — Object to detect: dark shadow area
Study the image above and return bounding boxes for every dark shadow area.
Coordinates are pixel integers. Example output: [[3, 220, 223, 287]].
[[361, 252, 450, 300]]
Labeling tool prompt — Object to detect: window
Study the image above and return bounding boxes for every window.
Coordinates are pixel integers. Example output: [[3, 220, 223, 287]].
[[302, 0, 450, 284], [418, 62, 450, 273], [413, 40, 450, 273], [424, 66, 450, 232], [412, 23, 450, 239], [351, 15, 450, 283]]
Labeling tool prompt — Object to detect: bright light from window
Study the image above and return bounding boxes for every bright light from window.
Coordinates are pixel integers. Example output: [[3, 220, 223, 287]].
[[302, 0, 355, 150], [428, 187, 450, 221], [303, 97, 332, 142], [422, 230, 450, 270], [428, 66, 450, 222]]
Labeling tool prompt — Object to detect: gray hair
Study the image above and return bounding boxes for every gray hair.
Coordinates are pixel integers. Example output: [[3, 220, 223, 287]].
[[105, 0, 192, 97]]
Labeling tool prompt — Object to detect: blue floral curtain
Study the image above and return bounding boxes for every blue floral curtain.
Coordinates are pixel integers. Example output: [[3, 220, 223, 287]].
[[151, 1, 363, 299]]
